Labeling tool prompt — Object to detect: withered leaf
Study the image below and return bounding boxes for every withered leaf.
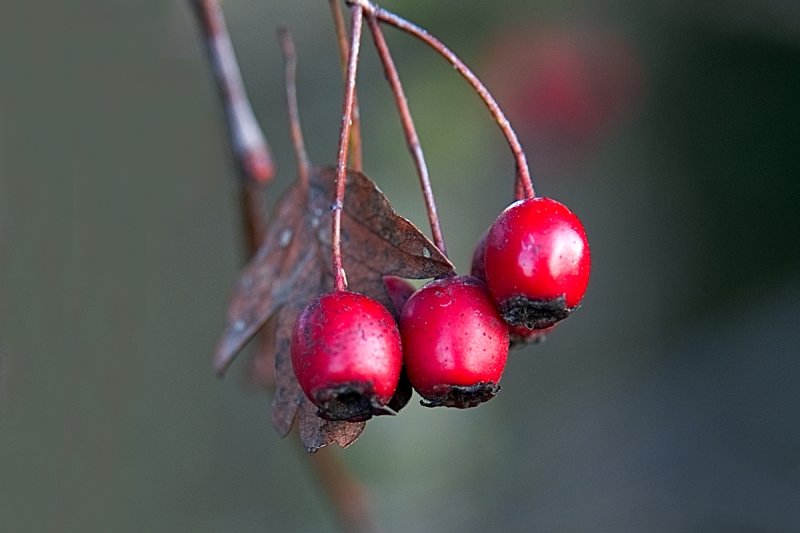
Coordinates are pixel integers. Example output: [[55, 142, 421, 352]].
[[215, 167, 454, 452], [244, 313, 277, 389]]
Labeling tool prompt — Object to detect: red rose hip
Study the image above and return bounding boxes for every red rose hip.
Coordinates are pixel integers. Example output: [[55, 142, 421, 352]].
[[400, 275, 509, 408], [484, 197, 590, 329], [291, 290, 403, 422]]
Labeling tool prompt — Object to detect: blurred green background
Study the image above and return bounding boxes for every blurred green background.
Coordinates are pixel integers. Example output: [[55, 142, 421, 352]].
[[2, 1, 799, 531]]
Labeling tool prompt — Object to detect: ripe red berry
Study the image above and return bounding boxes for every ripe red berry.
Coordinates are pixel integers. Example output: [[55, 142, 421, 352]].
[[291, 290, 403, 422], [399, 275, 509, 408], [471, 231, 557, 348], [484, 197, 590, 329]]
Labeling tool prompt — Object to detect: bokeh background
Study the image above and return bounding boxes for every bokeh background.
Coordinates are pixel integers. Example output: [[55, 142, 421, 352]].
[[2, 1, 800, 531]]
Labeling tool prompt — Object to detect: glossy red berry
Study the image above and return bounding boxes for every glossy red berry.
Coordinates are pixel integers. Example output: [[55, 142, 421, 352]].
[[399, 275, 509, 408], [291, 290, 402, 422], [484, 197, 590, 329], [471, 231, 557, 348]]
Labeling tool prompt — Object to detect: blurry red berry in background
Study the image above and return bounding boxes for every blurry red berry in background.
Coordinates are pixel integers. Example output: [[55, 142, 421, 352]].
[[481, 23, 644, 146], [471, 232, 558, 348]]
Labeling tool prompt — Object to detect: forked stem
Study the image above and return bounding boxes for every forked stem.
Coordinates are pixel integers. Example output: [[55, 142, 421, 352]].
[[278, 27, 311, 188], [329, 0, 364, 172], [354, 0, 535, 199], [366, 13, 447, 256], [331, 5, 365, 292]]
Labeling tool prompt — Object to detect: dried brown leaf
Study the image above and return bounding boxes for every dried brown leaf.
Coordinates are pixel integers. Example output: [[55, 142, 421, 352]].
[[298, 402, 365, 452], [215, 167, 453, 452], [244, 314, 278, 389]]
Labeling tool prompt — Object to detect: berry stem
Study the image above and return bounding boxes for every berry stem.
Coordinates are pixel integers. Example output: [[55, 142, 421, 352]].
[[331, 4, 365, 292], [195, 4, 377, 531], [365, 14, 448, 256], [515, 178, 524, 202], [278, 28, 311, 189], [356, 0, 535, 199], [329, 0, 364, 172]]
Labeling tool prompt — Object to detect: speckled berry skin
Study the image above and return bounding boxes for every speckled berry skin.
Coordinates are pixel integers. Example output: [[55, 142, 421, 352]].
[[399, 275, 509, 408], [484, 197, 590, 329], [291, 291, 402, 421]]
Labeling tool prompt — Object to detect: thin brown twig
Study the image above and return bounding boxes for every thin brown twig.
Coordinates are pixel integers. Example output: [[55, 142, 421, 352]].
[[278, 27, 311, 188], [308, 450, 378, 533], [355, 0, 535, 199], [329, 0, 364, 172], [191, 0, 273, 250], [191, 0, 275, 186], [365, 14, 447, 256], [240, 182, 267, 253], [332, 5, 365, 292]]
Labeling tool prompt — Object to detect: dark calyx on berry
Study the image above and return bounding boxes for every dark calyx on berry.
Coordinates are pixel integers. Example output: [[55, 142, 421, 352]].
[[499, 294, 572, 330], [313, 381, 396, 422], [420, 382, 501, 409]]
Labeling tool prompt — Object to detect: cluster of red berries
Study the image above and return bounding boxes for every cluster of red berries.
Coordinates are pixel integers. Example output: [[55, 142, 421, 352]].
[[291, 196, 590, 421]]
